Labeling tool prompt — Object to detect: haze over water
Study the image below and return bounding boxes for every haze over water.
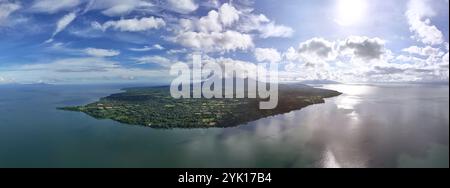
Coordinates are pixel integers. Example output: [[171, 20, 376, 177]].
[[0, 83, 448, 168]]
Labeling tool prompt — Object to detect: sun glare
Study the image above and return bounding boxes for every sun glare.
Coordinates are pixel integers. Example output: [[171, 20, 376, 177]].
[[335, 0, 367, 26]]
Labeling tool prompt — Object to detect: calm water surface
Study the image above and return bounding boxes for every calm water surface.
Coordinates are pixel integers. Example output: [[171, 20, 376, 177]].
[[0, 84, 448, 167]]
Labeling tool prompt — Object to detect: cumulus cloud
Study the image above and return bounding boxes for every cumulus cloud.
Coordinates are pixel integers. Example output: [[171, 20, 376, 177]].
[[93, 17, 165, 32], [218, 3, 240, 26], [84, 48, 120, 57], [197, 10, 223, 32], [299, 38, 336, 60], [402, 45, 441, 56], [178, 3, 239, 33], [0, 0, 21, 24], [283, 47, 299, 62], [339, 36, 385, 60], [258, 22, 294, 38], [279, 35, 447, 83], [30, 0, 80, 14], [167, 0, 198, 14], [237, 10, 293, 38], [283, 38, 337, 67], [406, 0, 444, 45], [46, 12, 77, 43], [396, 54, 426, 64], [171, 3, 292, 53], [368, 42, 448, 82], [254, 48, 281, 63], [442, 52, 449, 67], [171, 3, 257, 53], [279, 36, 429, 82]]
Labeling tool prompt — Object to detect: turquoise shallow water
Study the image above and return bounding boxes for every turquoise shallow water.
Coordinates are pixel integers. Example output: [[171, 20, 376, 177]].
[[0, 84, 448, 168]]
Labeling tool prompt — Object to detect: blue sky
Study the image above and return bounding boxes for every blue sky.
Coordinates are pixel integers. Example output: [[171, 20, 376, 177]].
[[0, 0, 448, 84]]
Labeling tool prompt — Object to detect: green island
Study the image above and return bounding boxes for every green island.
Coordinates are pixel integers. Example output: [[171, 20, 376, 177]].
[[60, 83, 341, 128]]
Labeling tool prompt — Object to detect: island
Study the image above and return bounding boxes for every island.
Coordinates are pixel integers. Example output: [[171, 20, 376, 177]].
[[60, 83, 341, 128]]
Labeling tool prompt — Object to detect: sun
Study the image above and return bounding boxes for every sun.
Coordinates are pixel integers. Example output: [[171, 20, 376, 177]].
[[335, 0, 367, 26]]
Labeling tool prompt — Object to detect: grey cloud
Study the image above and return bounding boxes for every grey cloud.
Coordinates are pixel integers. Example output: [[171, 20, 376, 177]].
[[340, 36, 385, 60], [298, 38, 334, 58]]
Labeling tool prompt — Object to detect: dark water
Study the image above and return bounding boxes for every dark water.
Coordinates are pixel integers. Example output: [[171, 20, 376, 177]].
[[0, 84, 448, 168]]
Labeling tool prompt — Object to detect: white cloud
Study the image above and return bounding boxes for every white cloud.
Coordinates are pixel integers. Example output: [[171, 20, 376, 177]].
[[84, 48, 120, 57], [172, 30, 253, 52], [218, 3, 240, 26], [396, 54, 426, 64], [180, 3, 239, 33], [254, 48, 281, 63], [258, 22, 294, 38], [178, 18, 195, 31], [238, 13, 270, 32], [0, 1, 20, 24], [171, 3, 256, 53], [174, 2, 293, 53], [133, 55, 173, 67], [167, 48, 188, 54], [129, 46, 153, 52], [129, 44, 165, 52], [102, 2, 153, 16], [20, 57, 120, 73], [0, 76, 14, 84], [152, 44, 165, 50], [1, 57, 169, 83], [402, 46, 441, 56], [30, 0, 80, 14], [442, 52, 449, 66], [277, 36, 437, 83], [46, 12, 77, 43], [85, 0, 154, 16], [367, 42, 449, 82], [167, 32, 446, 83], [284, 47, 299, 62], [197, 10, 222, 32], [237, 10, 293, 38], [102, 4, 137, 16], [167, 0, 198, 14], [94, 17, 165, 32], [406, 0, 444, 45]]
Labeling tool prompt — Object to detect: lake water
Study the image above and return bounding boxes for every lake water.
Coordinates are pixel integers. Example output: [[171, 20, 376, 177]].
[[0, 84, 448, 168]]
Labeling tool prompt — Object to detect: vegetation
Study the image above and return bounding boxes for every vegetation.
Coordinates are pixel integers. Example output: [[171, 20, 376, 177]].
[[60, 83, 341, 128]]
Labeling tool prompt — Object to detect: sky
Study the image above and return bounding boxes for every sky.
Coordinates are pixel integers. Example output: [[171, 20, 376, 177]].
[[0, 0, 448, 84]]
